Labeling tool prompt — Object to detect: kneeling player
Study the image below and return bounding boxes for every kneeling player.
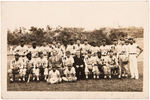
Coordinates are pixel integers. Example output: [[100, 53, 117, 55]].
[[62, 65, 77, 82], [47, 66, 62, 84]]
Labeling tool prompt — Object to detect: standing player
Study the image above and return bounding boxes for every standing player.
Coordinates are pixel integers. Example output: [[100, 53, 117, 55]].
[[128, 38, 143, 79], [13, 40, 28, 56], [81, 39, 91, 56]]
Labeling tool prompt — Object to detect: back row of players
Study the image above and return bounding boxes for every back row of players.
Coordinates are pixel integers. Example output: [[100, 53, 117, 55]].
[[8, 38, 143, 84]]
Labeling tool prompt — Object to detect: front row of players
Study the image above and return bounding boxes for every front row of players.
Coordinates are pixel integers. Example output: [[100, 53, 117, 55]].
[[8, 38, 143, 84]]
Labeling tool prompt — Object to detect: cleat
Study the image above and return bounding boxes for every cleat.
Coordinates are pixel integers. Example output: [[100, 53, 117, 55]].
[[86, 76, 88, 79], [118, 75, 121, 78], [23, 78, 25, 81], [109, 75, 111, 79], [37, 77, 39, 81], [93, 75, 96, 79], [18, 78, 21, 81], [97, 76, 99, 79], [10, 78, 13, 82], [33, 77, 35, 81], [104, 75, 107, 79], [135, 77, 139, 80]]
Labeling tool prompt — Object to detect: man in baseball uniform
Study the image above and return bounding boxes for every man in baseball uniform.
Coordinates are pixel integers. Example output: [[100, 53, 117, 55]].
[[8, 54, 21, 82], [62, 65, 77, 82], [47, 66, 62, 84], [128, 38, 143, 79]]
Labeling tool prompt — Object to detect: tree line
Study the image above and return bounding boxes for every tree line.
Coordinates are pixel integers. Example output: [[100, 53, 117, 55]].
[[7, 25, 143, 46]]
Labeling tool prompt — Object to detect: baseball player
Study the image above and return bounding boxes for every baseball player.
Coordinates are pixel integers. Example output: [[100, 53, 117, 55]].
[[47, 66, 62, 84], [19, 56, 27, 82], [62, 65, 77, 82], [118, 39, 129, 78], [84, 51, 100, 79], [26, 53, 34, 83], [128, 38, 143, 79], [107, 50, 119, 78], [13, 40, 28, 56], [8, 54, 21, 82], [81, 39, 91, 55], [62, 51, 74, 69]]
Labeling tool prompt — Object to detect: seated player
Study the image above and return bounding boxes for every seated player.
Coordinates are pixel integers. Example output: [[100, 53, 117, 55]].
[[84, 51, 100, 79], [62, 51, 74, 70], [73, 50, 85, 80], [107, 50, 119, 78], [32, 57, 40, 81], [8, 54, 21, 82], [47, 66, 62, 84], [62, 65, 77, 82], [26, 53, 34, 83], [43, 57, 49, 81], [102, 56, 111, 79], [19, 56, 27, 82]]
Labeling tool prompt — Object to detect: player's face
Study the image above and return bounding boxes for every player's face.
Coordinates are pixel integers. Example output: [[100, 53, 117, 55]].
[[68, 67, 71, 71], [102, 41, 106, 45], [21, 43, 24, 47], [53, 52, 57, 56], [77, 40, 80, 44], [84, 41, 88, 45], [76, 51, 80, 57], [53, 41, 56, 45], [15, 56, 19, 61], [66, 53, 70, 57], [113, 41, 117, 45], [32, 44, 36, 49], [52, 68, 56, 72]]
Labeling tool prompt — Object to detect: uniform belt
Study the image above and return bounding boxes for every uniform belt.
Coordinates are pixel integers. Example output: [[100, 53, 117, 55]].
[[129, 53, 137, 55], [102, 55, 107, 56]]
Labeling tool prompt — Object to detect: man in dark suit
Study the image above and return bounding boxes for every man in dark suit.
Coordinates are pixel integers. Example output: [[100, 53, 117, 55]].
[[73, 50, 85, 80]]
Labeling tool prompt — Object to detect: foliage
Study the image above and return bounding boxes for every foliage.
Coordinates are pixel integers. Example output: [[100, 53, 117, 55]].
[[7, 26, 143, 45]]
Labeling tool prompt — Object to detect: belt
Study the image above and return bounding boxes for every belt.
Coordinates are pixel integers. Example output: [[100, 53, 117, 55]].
[[129, 53, 137, 55]]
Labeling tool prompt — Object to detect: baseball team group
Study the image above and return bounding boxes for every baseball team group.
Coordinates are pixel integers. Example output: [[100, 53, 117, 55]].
[[8, 37, 143, 84]]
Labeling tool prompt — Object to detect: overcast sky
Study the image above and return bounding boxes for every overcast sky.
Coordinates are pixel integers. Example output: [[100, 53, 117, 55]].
[[2, 1, 148, 31]]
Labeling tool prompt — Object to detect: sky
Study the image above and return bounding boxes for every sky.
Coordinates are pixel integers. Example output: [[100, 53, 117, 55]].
[[1, 1, 148, 31]]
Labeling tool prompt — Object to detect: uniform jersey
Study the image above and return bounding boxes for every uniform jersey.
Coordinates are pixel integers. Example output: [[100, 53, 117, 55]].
[[64, 67, 76, 76], [10, 59, 22, 69], [40, 57, 48, 68], [128, 43, 137, 54], [81, 44, 91, 54], [91, 46, 100, 54], [29, 47, 39, 58], [85, 56, 100, 66], [62, 56, 74, 66], [66, 45, 76, 54], [49, 70, 60, 78], [14, 45, 28, 55], [20, 57, 28, 69], [100, 45, 110, 56], [74, 44, 83, 51], [107, 56, 117, 65]]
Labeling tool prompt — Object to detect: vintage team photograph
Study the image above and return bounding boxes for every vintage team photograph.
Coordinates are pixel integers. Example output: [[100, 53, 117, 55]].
[[1, 1, 149, 99]]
